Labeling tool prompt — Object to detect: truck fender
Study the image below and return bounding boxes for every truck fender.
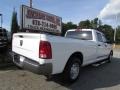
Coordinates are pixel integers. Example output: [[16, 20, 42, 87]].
[[63, 52, 83, 72]]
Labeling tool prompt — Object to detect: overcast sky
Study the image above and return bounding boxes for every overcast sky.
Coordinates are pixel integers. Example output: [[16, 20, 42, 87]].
[[0, 0, 120, 31], [99, 0, 120, 27]]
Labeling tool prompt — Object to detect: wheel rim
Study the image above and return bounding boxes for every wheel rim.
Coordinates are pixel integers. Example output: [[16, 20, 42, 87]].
[[70, 63, 80, 80]]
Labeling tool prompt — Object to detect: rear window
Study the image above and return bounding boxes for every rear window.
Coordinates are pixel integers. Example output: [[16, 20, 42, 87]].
[[66, 31, 93, 40]]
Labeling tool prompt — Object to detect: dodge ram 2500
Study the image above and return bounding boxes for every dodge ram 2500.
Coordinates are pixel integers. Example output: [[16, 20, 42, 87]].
[[12, 29, 113, 82]]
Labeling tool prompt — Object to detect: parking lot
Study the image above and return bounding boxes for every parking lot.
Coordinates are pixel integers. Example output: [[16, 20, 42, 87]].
[[0, 49, 119, 90]]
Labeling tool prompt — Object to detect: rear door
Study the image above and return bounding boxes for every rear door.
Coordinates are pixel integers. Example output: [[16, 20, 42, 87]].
[[102, 34, 111, 56], [96, 32, 107, 59]]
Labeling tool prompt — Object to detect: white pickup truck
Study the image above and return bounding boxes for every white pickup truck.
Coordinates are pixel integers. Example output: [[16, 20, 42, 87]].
[[12, 29, 113, 82]]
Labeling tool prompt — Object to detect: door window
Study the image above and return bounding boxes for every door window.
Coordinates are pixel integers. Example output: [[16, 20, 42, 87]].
[[102, 35, 107, 43], [97, 32, 103, 42]]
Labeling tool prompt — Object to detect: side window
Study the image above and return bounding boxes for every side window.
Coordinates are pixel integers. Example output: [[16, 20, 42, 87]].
[[102, 35, 107, 43], [97, 32, 103, 42]]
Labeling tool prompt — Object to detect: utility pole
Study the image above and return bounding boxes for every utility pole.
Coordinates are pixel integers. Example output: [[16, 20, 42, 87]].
[[113, 15, 117, 48], [0, 14, 2, 29], [30, 0, 32, 8]]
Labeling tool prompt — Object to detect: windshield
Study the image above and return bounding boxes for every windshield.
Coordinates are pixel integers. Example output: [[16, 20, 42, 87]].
[[66, 31, 93, 40]]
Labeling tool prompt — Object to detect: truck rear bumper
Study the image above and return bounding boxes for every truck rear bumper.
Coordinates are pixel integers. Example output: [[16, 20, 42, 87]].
[[13, 53, 52, 75]]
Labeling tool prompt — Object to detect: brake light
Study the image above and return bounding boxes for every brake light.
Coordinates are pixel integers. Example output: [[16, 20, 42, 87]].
[[76, 29, 82, 31], [76, 27, 82, 31], [39, 41, 52, 59]]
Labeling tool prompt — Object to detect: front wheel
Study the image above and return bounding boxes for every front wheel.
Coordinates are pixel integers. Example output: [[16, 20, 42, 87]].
[[107, 51, 113, 63], [63, 57, 81, 83]]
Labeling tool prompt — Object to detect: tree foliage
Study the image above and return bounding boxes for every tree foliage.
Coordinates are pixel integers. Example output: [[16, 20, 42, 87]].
[[62, 18, 117, 43], [98, 24, 114, 42], [79, 18, 114, 42], [79, 20, 92, 29], [11, 10, 19, 37], [62, 22, 77, 36], [91, 18, 102, 29], [78, 18, 102, 29]]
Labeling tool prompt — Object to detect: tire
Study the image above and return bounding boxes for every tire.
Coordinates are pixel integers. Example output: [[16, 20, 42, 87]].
[[107, 51, 113, 63], [63, 56, 81, 83]]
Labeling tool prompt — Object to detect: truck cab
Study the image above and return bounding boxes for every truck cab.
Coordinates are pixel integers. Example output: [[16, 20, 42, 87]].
[[65, 29, 113, 61]]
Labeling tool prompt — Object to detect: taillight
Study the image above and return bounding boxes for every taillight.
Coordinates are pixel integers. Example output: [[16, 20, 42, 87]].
[[39, 41, 52, 59]]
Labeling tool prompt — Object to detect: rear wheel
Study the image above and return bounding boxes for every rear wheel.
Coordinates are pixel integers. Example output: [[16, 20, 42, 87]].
[[63, 56, 81, 83]]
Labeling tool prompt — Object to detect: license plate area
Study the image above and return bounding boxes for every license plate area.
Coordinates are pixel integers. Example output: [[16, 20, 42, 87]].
[[20, 56, 25, 62]]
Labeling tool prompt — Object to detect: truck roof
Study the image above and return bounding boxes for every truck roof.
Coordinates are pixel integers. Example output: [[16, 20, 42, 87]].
[[67, 29, 95, 32], [66, 29, 103, 35]]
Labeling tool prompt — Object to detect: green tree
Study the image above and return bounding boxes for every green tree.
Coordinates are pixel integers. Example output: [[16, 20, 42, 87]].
[[11, 9, 19, 37], [62, 18, 114, 43], [91, 18, 102, 29], [98, 24, 114, 42], [78, 18, 114, 42], [78, 20, 92, 29], [78, 18, 102, 29], [62, 22, 77, 36]]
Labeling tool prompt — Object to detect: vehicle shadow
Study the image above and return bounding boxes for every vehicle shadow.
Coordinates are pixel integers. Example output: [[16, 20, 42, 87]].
[[48, 57, 120, 90], [0, 49, 15, 69]]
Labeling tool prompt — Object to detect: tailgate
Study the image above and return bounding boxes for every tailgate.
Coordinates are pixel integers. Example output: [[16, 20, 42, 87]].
[[12, 33, 40, 62]]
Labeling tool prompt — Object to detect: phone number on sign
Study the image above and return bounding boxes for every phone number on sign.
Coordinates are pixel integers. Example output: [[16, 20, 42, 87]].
[[27, 25, 60, 33], [32, 20, 58, 29]]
